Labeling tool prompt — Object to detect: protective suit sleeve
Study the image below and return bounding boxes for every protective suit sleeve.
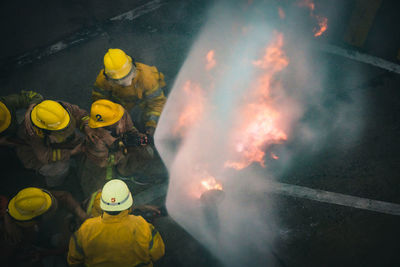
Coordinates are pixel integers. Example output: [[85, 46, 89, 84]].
[[0, 90, 43, 109], [67, 231, 85, 266], [59, 102, 89, 132], [148, 223, 165, 262]]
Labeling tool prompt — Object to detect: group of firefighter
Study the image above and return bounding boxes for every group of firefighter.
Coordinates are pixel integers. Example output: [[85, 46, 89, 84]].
[[0, 48, 167, 267]]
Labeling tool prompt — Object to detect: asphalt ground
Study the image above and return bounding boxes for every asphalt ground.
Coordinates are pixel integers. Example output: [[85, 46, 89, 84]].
[[1, 0, 400, 266]]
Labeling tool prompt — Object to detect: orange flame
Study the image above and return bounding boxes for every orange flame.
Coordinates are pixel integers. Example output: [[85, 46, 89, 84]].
[[225, 33, 288, 170], [271, 152, 279, 160], [298, 0, 328, 37], [314, 16, 328, 37], [206, 50, 216, 71], [201, 177, 223, 191], [298, 0, 315, 11], [188, 166, 223, 198], [173, 80, 205, 137], [278, 7, 285, 19]]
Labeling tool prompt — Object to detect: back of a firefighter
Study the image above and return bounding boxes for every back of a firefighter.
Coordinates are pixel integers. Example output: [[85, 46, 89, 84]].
[[67, 179, 165, 267]]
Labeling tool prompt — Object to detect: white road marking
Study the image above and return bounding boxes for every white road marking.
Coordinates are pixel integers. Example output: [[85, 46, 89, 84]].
[[110, 0, 164, 21]]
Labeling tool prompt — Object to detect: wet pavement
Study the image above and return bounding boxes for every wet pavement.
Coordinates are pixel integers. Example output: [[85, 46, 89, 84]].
[[1, 0, 400, 266]]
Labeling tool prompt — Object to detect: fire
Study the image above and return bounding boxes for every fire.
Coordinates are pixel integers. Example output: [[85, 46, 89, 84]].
[[271, 152, 279, 160], [187, 166, 223, 198], [206, 50, 216, 71], [201, 177, 223, 191], [278, 7, 285, 19], [297, 0, 328, 37], [225, 32, 288, 170], [314, 16, 328, 37], [173, 80, 206, 137]]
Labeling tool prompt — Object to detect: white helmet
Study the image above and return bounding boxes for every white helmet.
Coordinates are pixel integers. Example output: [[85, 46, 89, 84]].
[[100, 179, 133, 212]]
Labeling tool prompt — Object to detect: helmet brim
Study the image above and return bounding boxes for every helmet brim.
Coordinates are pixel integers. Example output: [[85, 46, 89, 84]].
[[100, 192, 133, 212], [88, 104, 125, 128], [104, 56, 133, 80], [31, 104, 70, 131], [0, 102, 11, 133], [8, 190, 52, 221]]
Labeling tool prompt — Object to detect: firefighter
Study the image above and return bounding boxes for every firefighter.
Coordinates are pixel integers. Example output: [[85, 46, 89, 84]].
[[0, 90, 43, 146], [68, 179, 165, 267], [84, 189, 161, 218], [16, 100, 94, 187], [1, 187, 88, 266], [92, 48, 167, 136], [80, 99, 153, 197]]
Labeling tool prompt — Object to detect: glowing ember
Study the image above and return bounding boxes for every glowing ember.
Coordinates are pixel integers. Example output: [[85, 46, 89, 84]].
[[188, 166, 223, 199], [206, 50, 216, 71], [278, 7, 285, 19], [225, 32, 288, 170], [173, 80, 206, 137], [298, 0, 315, 11], [314, 16, 328, 37], [298, 0, 328, 37], [201, 177, 223, 191], [271, 152, 279, 160]]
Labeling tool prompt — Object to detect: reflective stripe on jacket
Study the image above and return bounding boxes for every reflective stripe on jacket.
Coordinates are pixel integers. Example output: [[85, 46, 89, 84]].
[[67, 210, 165, 267], [92, 62, 166, 128]]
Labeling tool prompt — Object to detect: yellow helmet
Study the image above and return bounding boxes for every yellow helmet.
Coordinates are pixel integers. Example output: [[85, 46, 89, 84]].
[[0, 101, 11, 133], [8, 188, 52, 221], [31, 100, 70, 131], [104, 48, 133, 80], [89, 99, 125, 128]]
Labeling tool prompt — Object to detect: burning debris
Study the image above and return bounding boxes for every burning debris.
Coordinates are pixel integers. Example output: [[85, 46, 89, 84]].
[[224, 32, 289, 170], [298, 0, 328, 37]]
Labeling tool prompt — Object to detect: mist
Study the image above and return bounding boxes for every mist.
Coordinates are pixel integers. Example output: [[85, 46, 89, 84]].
[[155, 0, 365, 266]]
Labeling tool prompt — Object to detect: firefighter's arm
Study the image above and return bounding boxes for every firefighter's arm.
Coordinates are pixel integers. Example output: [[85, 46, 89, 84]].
[[61, 102, 89, 132], [67, 231, 85, 266], [28, 136, 71, 164], [0, 90, 43, 110], [148, 223, 165, 261], [92, 84, 111, 102], [92, 70, 114, 102], [143, 85, 166, 129], [20, 90, 43, 106], [51, 191, 88, 222]]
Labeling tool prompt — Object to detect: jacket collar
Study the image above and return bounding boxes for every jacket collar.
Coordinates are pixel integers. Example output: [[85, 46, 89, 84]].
[[101, 209, 129, 223]]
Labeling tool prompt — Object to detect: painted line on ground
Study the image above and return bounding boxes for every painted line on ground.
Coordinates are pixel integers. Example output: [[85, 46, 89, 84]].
[[0, 0, 164, 74], [136, 180, 400, 216], [110, 0, 164, 21], [2, 0, 400, 76]]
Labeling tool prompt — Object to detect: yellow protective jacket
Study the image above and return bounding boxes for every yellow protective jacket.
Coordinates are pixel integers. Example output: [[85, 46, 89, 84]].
[[92, 62, 166, 129], [68, 210, 165, 267]]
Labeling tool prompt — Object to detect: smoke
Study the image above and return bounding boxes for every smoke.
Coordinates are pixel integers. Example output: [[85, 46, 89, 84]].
[[155, 1, 364, 266]]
